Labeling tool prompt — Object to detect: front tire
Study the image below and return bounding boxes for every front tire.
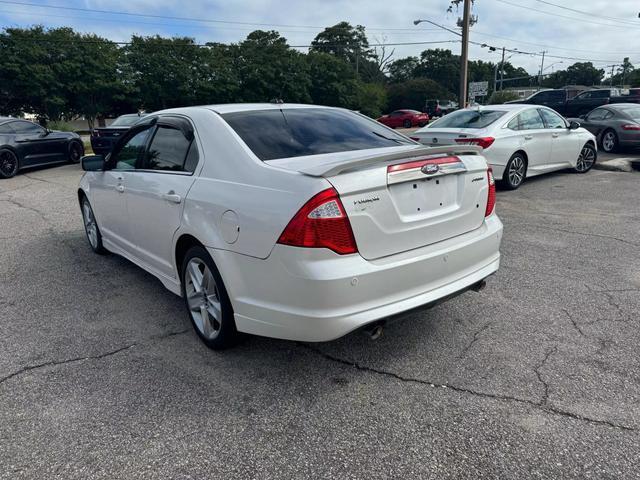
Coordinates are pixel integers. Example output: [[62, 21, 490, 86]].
[[600, 129, 618, 153], [403, 119, 412, 128], [68, 141, 84, 164], [81, 196, 107, 254], [502, 153, 527, 190], [0, 149, 19, 179], [181, 246, 239, 350], [575, 143, 597, 173]]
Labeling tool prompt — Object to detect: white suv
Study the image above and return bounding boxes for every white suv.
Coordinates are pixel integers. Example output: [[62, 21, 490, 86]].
[[79, 104, 503, 349]]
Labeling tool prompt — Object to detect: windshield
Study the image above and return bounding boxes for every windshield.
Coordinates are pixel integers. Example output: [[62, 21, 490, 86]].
[[110, 115, 143, 127], [428, 110, 506, 129], [222, 108, 415, 161]]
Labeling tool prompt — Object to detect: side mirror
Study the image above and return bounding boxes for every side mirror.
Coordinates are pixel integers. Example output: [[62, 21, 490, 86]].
[[578, 114, 586, 120], [569, 120, 581, 130], [81, 154, 105, 171]]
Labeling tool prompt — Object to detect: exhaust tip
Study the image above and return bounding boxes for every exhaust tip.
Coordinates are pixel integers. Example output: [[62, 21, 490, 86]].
[[470, 279, 487, 292], [362, 322, 384, 340]]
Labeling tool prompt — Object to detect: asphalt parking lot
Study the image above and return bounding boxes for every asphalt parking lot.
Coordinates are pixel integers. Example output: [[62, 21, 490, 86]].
[[1, 163, 639, 479]]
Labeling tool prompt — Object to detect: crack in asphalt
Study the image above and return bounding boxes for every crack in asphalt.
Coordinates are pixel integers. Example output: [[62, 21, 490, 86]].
[[601, 291, 629, 322], [299, 343, 636, 432], [0, 329, 189, 387], [510, 223, 639, 248], [458, 321, 492, 359], [534, 346, 557, 406], [562, 309, 586, 338]]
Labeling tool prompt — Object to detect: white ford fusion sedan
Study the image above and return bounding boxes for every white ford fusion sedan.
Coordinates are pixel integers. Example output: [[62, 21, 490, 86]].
[[78, 104, 503, 349], [412, 104, 597, 190]]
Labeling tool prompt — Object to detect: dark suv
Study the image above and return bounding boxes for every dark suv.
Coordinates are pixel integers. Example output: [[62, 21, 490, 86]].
[[507, 88, 622, 117]]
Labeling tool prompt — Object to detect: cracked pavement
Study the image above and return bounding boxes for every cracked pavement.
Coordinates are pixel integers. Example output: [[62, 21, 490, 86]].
[[1, 164, 639, 479]]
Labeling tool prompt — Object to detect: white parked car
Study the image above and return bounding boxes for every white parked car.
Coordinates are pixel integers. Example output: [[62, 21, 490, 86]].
[[79, 104, 503, 349], [412, 105, 597, 189]]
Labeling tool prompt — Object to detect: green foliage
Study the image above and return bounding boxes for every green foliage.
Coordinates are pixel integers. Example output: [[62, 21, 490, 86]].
[[543, 62, 604, 88], [310, 22, 373, 68], [307, 52, 359, 108], [48, 121, 75, 131], [386, 79, 451, 112], [488, 90, 519, 104], [356, 82, 387, 118]]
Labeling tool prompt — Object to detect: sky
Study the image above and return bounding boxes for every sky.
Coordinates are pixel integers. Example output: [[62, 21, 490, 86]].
[[0, 0, 639, 78]]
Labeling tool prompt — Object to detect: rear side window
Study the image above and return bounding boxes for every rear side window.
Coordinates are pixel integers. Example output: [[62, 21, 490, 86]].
[[144, 126, 192, 172], [516, 109, 545, 130], [222, 108, 414, 161], [13, 121, 44, 134], [549, 91, 565, 100], [429, 110, 506, 129]]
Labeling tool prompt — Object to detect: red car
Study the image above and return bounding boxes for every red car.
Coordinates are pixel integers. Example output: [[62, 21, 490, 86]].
[[377, 109, 429, 128]]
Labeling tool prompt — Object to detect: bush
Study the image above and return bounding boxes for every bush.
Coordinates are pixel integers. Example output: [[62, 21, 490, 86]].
[[356, 82, 387, 118], [488, 90, 520, 104], [48, 121, 75, 131]]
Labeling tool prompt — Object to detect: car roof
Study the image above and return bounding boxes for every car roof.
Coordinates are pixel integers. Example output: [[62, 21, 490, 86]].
[[151, 103, 340, 117], [459, 104, 542, 113]]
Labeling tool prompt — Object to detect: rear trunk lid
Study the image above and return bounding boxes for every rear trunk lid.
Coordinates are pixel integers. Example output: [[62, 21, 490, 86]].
[[413, 127, 489, 147], [269, 145, 490, 260]]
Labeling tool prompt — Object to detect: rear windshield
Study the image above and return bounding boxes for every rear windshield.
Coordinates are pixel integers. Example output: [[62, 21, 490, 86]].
[[222, 108, 415, 161], [111, 115, 143, 127], [619, 106, 640, 119], [428, 110, 506, 129]]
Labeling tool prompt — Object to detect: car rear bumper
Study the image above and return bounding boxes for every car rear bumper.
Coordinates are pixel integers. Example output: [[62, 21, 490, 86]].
[[210, 214, 503, 342]]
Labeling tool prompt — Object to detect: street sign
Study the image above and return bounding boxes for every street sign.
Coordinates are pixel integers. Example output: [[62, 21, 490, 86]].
[[469, 81, 488, 99]]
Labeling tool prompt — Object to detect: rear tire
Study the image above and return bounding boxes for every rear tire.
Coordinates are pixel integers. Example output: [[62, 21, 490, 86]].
[[181, 246, 239, 350], [68, 141, 84, 164], [574, 143, 597, 173], [600, 129, 618, 153], [0, 149, 19, 179], [501, 153, 527, 190]]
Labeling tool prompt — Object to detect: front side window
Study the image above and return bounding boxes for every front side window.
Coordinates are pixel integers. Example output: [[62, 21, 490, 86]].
[[143, 126, 192, 172], [516, 109, 545, 130], [549, 91, 565, 100], [532, 91, 550, 102], [539, 109, 566, 129], [222, 108, 414, 161], [586, 108, 608, 121], [13, 121, 44, 135], [575, 91, 592, 100], [111, 128, 152, 170]]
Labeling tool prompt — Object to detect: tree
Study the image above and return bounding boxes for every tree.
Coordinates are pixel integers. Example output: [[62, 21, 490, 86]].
[[564, 62, 604, 86], [310, 22, 375, 79], [306, 52, 359, 108], [413, 49, 461, 96], [356, 82, 387, 118], [236, 30, 311, 103], [387, 56, 420, 83], [386, 78, 452, 112]]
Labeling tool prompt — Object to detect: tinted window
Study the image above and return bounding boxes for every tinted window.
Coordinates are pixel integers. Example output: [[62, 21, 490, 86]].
[[517, 109, 545, 130], [390, 111, 405, 117], [143, 126, 192, 172], [586, 108, 608, 121], [13, 121, 44, 134], [575, 91, 592, 100], [0, 123, 15, 134], [112, 128, 152, 170], [591, 90, 610, 99], [429, 110, 506, 129], [111, 115, 143, 127], [549, 91, 565, 100], [539, 109, 566, 129], [184, 141, 199, 173], [222, 108, 414, 161], [531, 91, 550, 102]]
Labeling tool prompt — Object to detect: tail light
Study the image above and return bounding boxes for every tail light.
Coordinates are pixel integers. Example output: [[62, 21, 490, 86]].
[[277, 188, 357, 255], [485, 168, 496, 217], [455, 137, 495, 149], [622, 124, 640, 131]]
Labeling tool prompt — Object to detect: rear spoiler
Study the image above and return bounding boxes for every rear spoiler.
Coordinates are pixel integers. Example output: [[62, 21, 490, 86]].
[[296, 145, 482, 177]]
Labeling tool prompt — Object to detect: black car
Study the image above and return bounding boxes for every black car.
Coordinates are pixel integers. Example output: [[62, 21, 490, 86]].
[[507, 88, 623, 117], [90, 113, 147, 155], [0, 117, 84, 179]]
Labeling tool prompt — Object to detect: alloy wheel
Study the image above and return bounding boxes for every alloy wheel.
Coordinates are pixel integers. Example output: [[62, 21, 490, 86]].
[[82, 200, 99, 249], [602, 131, 616, 152], [508, 156, 526, 187], [0, 150, 18, 178], [576, 145, 596, 172], [185, 258, 222, 340], [70, 142, 82, 162]]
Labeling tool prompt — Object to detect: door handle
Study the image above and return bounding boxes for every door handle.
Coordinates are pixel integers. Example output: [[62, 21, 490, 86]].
[[162, 192, 182, 204], [524, 135, 533, 140], [552, 133, 559, 138], [115, 185, 125, 193]]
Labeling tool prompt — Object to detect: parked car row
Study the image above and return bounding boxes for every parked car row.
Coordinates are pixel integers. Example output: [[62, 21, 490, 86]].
[[377, 109, 429, 128]]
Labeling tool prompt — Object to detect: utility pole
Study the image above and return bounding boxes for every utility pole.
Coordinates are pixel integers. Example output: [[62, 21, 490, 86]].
[[610, 65, 615, 86], [538, 50, 546, 86], [499, 46, 506, 91], [459, 0, 471, 108]]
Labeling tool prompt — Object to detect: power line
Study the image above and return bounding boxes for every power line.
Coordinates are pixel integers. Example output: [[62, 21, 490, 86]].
[[534, 0, 640, 26], [495, 0, 640, 30]]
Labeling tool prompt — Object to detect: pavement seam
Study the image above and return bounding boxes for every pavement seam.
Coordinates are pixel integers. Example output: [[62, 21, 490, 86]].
[[0, 329, 188, 387], [299, 343, 636, 432]]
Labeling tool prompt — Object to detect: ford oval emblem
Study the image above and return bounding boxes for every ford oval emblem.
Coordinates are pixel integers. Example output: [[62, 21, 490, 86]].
[[422, 164, 439, 175], [432, 138, 438, 143]]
